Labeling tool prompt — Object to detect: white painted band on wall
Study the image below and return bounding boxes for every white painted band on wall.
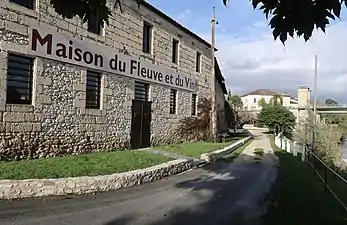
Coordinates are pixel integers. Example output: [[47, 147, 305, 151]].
[[28, 26, 197, 92]]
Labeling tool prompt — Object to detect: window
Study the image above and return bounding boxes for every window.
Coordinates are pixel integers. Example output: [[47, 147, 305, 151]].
[[196, 52, 201, 72], [191, 94, 197, 116], [253, 98, 257, 103], [170, 89, 177, 114], [88, 9, 101, 34], [172, 38, 179, 64], [86, 70, 101, 109], [6, 54, 34, 104], [9, 0, 34, 9], [142, 22, 153, 54], [134, 81, 149, 101]]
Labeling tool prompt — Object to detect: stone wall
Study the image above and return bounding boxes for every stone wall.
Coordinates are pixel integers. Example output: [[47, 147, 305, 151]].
[[0, 0, 214, 161]]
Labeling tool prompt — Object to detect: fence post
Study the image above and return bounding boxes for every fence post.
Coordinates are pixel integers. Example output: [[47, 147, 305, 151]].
[[293, 141, 297, 156], [301, 144, 305, 161], [324, 166, 327, 193], [286, 139, 291, 153], [282, 139, 286, 149]]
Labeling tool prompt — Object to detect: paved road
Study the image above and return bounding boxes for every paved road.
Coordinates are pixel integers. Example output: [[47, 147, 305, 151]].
[[0, 131, 277, 225]]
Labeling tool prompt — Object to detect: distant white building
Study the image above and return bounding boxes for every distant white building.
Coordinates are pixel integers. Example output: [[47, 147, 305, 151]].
[[240, 88, 304, 121]]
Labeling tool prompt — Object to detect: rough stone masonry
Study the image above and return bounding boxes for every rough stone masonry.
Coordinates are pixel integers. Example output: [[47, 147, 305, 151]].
[[0, 0, 217, 161]]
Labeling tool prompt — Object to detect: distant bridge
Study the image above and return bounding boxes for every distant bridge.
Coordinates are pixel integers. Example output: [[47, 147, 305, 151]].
[[295, 105, 347, 114]]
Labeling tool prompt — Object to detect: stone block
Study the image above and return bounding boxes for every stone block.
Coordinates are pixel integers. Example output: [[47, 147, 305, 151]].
[[32, 123, 41, 132], [4, 20, 28, 36], [11, 123, 32, 132], [25, 113, 35, 122], [95, 117, 107, 124], [73, 83, 85, 91], [36, 95, 51, 105], [3, 112, 26, 122]]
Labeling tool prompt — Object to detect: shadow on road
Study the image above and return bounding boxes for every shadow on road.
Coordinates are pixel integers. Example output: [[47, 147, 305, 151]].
[[102, 153, 277, 225]]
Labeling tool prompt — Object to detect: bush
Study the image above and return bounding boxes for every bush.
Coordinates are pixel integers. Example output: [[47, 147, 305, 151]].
[[176, 97, 211, 142]]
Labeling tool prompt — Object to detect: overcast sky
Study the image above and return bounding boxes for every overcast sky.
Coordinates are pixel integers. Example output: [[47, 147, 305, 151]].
[[148, 0, 347, 104]]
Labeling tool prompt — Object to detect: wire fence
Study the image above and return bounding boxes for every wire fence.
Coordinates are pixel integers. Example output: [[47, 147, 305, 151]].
[[274, 136, 347, 212], [305, 148, 347, 212]]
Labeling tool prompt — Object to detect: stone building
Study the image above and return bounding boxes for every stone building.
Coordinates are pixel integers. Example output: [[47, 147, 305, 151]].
[[0, 0, 224, 160]]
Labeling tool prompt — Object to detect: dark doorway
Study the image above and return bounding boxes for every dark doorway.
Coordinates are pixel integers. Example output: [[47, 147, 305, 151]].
[[131, 81, 151, 149], [131, 100, 152, 149]]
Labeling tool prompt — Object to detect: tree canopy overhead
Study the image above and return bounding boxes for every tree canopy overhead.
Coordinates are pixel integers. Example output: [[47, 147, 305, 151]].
[[224, 0, 344, 43], [49, 0, 344, 44]]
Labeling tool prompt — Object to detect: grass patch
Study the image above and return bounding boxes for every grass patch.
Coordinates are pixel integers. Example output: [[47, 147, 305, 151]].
[[263, 135, 347, 225], [0, 150, 170, 180], [254, 148, 264, 156], [157, 135, 246, 158], [218, 139, 253, 163]]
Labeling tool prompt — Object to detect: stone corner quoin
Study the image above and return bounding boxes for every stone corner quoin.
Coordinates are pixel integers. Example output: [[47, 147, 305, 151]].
[[0, 0, 229, 161], [0, 159, 195, 200]]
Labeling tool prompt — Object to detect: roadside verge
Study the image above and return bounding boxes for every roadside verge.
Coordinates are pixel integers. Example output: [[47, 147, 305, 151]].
[[0, 159, 194, 200]]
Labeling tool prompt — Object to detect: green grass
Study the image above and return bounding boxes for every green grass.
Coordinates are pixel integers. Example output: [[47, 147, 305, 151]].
[[263, 135, 347, 225], [218, 139, 253, 163], [254, 148, 264, 156], [0, 150, 170, 180], [156, 135, 245, 158]]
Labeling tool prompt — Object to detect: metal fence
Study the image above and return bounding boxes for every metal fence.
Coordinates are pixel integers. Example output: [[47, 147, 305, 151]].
[[275, 136, 347, 212]]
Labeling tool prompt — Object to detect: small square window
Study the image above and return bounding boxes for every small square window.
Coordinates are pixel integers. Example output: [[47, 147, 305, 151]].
[[196, 52, 201, 72], [6, 54, 34, 104], [142, 22, 153, 54], [170, 89, 177, 114], [172, 38, 179, 64], [88, 9, 101, 35], [86, 70, 102, 109], [191, 94, 197, 116], [134, 81, 149, 101]]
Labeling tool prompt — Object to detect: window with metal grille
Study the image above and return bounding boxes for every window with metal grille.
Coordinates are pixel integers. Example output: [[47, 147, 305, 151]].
[[172, 38, 179, 64], [9, 0, 34, 9], [142, 22, 153, 54], [6, 54, 34, 104], [88, 9, 101, 34], [191, 94, 197, 116], [134, 81, 149, 101], [170, 89, 177, 114], [196, 52, 201, 72], [86, 70, 101, 109]]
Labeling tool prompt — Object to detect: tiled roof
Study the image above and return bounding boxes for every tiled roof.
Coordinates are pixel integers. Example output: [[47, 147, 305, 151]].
[[241, 89, 290, 97]]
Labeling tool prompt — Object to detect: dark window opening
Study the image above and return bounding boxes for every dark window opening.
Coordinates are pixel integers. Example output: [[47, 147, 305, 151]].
[[142, 22, 153, 54], [196, 52, 201, 72], [86, 70, 101, 109], [191, 94, 197, 116], [6, 54, 34, 104], [88, 9, 101, 34], [134, 81, 149, 101], [172, 38, 179, 64], [170, 89, 177, 114], [9, 0, 34, 9]]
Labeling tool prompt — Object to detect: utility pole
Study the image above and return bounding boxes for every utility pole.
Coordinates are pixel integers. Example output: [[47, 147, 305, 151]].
[[312, 54, 318, 152], [211, 6, 217, 141]]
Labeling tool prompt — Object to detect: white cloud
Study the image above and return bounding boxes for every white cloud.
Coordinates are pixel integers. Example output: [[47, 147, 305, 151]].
[[212, 22, 347, 103]]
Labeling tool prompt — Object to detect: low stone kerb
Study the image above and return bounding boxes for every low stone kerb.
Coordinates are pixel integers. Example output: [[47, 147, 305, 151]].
[[0, 159, 194, 200], [200, 135, 253, 163]]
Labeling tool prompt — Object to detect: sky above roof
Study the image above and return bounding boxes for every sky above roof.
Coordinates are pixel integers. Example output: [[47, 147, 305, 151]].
[[148, 0, 347, 104]]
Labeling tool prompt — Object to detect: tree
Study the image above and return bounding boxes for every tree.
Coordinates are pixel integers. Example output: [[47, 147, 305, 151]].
[[269, 95, 283, 106], [48, 0, 343, 44], [258, 98, 268, 108], [228, 95, 243, 134], [325, 98, 338, 106], [258, 105, 296, 136], [294, 107, 343, 166]]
